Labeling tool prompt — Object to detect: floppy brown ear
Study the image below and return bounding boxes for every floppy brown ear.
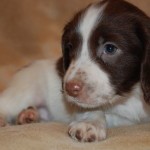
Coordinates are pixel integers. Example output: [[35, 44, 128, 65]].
[[141, 24, 150, 104], [141, 44, 150, 103], [61, 23, 71, 71]]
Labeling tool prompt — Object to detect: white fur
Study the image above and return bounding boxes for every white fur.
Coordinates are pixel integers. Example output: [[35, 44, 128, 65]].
[[105, 84, 150, 127], [0, 59, 72, 123]]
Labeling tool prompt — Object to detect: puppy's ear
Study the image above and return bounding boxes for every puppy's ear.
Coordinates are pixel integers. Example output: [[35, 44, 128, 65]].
[[140, 21, 150, 103], [61, 23, 71, 71]]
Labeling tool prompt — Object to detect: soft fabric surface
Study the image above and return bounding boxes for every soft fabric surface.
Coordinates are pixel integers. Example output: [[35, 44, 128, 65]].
[[0, 122, 150, 150]]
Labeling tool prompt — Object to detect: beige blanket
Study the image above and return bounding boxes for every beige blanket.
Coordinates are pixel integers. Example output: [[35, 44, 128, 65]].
[[0, 122, 150, 150]]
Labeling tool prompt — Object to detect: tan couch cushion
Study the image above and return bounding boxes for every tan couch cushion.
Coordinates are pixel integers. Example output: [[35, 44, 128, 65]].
[[0, 122, 150, 150]]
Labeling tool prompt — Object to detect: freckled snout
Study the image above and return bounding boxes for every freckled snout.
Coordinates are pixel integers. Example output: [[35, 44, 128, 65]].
[[65, 80, 83, 97]]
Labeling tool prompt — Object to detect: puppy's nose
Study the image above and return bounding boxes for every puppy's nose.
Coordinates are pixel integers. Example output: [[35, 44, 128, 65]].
[[65, 80, 82, 97]]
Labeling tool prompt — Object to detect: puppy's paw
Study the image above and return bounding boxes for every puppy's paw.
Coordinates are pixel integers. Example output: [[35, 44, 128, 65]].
[[68, 122, 106, 142], [16, 107, 40, 125]]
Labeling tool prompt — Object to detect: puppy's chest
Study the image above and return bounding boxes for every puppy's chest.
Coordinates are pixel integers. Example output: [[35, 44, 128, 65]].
[[105, 89, 150, 128]]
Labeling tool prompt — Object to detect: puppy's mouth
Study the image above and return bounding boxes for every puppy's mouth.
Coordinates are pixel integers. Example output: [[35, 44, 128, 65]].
[[63, 80, 112, 108], [64, 91, 108, 109], [65, 95, 99, 108]]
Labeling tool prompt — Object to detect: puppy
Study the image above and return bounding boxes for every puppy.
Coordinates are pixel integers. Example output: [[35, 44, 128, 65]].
[[0, 0, 150, 142]]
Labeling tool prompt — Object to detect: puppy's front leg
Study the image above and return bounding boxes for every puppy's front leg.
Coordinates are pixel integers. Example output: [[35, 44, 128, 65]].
[[68, 111, 106, 142]]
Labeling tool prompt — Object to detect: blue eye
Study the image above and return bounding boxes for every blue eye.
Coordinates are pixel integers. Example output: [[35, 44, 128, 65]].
[[104, 44, 117, 55]]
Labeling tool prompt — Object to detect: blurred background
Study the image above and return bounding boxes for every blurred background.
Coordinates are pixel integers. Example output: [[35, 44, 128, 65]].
[[0, 0, 150, 91]]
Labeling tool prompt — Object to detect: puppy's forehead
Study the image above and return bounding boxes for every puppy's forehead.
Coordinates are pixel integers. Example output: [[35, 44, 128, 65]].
[[78, 3, 106, 42], [72, 2, 107, 60]]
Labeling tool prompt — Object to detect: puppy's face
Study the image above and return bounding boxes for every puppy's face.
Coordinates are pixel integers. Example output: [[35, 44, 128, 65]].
[[62, 0, 150, 108]]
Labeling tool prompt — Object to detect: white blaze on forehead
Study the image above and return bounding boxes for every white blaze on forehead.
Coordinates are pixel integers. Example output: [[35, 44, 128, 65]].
[[65, 3, 107, 82], [79, 4, 105, 45], [79, 3, 107, 57]]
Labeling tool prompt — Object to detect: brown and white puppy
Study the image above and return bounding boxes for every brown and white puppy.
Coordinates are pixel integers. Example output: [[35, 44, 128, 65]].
[[0, 0, 150, 142]]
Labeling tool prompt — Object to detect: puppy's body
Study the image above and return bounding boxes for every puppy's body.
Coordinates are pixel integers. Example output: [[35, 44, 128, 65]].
[[0, 59, 69, 123], [0, 58, 149, 123], [1, 0, 150, 142], [0, 58, 150, 140]]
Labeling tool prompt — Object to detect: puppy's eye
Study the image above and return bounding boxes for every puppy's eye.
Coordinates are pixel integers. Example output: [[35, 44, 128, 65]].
[[65, 43, 73, 51], [104, 44, 118, 55]]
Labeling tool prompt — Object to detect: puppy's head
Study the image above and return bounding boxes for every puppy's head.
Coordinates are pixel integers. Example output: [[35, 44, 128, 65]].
[[61, 0, 150, 108]]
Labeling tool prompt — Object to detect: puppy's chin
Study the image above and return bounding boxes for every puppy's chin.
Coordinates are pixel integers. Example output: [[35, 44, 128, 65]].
[[64, 94, 111, 109], [64, 92, 125, 109]]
